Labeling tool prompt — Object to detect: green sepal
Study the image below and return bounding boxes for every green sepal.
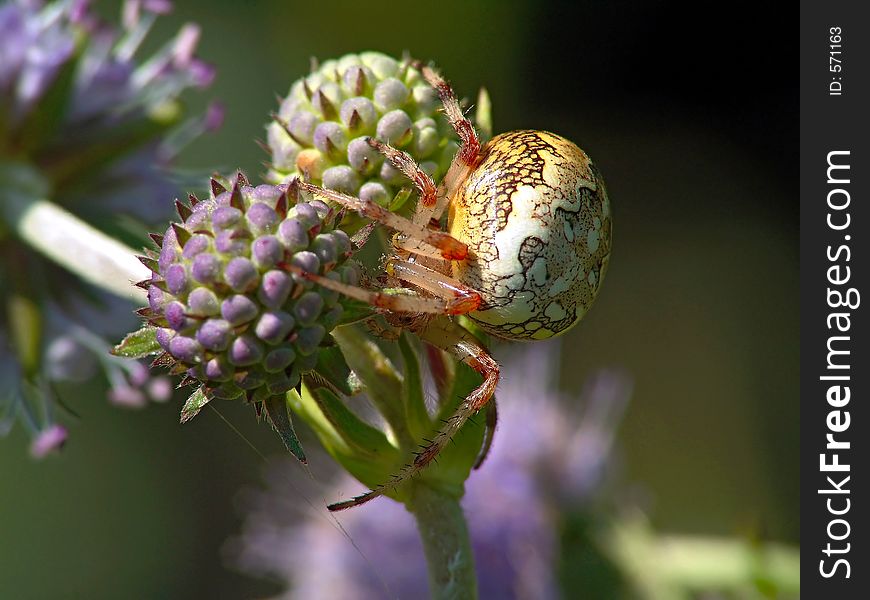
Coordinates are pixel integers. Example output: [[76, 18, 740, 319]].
[[263, 395, 307, 464], [308, 385, 396, 462], [417, 358, 487, 499], [397, 332, 433, 440], [337, 299, 376, 326], [311, 345, 363, 396], [388, 187, 413, 212], [111, 326, 161, 358], [180, 386, 210, 424]]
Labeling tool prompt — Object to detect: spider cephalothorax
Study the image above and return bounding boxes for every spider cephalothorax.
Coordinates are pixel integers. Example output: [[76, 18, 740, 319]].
[[293, 62, 611, 510]]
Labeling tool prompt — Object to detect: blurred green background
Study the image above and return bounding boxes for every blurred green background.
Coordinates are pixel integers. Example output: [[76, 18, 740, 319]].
[[1, 0, 797, 598]]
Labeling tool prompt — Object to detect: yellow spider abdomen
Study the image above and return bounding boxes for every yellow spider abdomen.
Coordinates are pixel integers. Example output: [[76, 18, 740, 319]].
[[448, 130, 611, 340]]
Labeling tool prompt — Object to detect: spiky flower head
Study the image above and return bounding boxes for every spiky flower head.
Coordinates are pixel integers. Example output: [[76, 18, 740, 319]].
[[267, 52, 466, 209], [118, 173, 366, 460]]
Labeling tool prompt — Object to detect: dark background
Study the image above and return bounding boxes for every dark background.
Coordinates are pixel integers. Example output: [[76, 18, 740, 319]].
[[1, 0, 797, 597]]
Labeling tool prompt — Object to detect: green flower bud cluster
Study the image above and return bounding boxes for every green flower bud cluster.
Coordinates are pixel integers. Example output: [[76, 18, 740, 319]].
[[267, 52, 459, 208]]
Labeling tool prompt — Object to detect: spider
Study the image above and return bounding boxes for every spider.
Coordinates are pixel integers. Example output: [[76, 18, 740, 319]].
[[287, 62, 612, 511]]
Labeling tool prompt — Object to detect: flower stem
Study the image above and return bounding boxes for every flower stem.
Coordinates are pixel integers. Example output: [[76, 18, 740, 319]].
[[405, 482, 478, 600], [0, 162, 149, 304]]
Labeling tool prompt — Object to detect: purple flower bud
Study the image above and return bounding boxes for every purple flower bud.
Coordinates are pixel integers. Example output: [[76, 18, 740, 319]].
[[347, 137, 380, 173], [342, 65, 374, 93], [308, 200, 330, 220], [215, 230, 248, 255], [322, 165, 360, 194], [187, 286, 220, 316], [236, 371, 265, 390], [321, 305, 344, 330], [313, 122, 347, 155], [168, 336, 203, 363], [294, 324, 325, 355], [291, 251, 321, 276], [213, 206, 243, 229], [374, 78, 409, 111], [278, 218, 309, 252], [288, 203, 319, 230], [379, 159, 404, 185], [224, 257, 258, 292], [255, 311, 295, 345], [266, 372, 298, 395], [159, 232, 180, 271], [221, 295, 259, 326], [228, 335, 263, 367], [155, 327, 175, 352], [181, 233, 211, 259], [148, 284, 167, 313], [247, 203, 279, 233], [165, 263, 189, 295], [204, 357, 233, 382], [191, 253, 221, 284], [339, 264, 360, 286], [252, 184, 281, 203], [196, 319, 231, 351], [293, 291, 324, 326], [376, 110, 412, 145], [358, 181, 388, 204], [30, 425, 68, 458], [252, 235, 283, 270], [264, 347, 296, 373], [165, 301, 193, 331], [258, 271, 292, 309], [288, 111, 318, 145], [340, 97, 377, 129], [331, 229, 351, 257], [312, 234, 339, 268]]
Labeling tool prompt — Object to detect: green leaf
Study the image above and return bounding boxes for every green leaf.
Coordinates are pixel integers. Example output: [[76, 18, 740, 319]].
[[309, 386, 395, 461], [180, 387, 210, 423], [112, 326, 161, 358], [263, 395, 307, 464], [337, 299, 376, 326], [312, 345, 363, 396], [397, 332, 432, 440]]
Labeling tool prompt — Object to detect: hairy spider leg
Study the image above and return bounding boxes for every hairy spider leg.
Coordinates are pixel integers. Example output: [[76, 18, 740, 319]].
[[415, 64, 483, 225], [365, 137, 437, 210], [291, 179, 468, 261], [282, 264, 471, 315], [328, 317, 500, 511], [385, 259, 482, 315]]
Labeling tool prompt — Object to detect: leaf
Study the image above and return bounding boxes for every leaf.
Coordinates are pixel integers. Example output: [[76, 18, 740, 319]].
[[311, 345, 363, 396], [309, 386, 395, 460], [263, 395, 307, 464], [397, 332, 432, 440], [111, 326, 161, 358], [180, 387, 210, 423], [337, 299, 376, 326]]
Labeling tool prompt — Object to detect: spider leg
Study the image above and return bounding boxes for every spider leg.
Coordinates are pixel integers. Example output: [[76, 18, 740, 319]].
[[414, 63, 483, 224], [283, 264, 471, 315], [365, 137, 438, 214], [292, 179, 468, 261], [328, 318, 499, 511], [386, 259, 482, 315]]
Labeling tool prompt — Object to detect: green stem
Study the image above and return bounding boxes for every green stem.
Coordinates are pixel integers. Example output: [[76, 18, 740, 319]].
[[405, 483, 478, 600], [0, 162, 148, 304]]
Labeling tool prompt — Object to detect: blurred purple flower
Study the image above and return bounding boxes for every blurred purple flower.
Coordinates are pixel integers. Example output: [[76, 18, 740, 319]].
[[29, 424, 67, 458], [1, 0, 218, 452], [228, 344, 632, 599]]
